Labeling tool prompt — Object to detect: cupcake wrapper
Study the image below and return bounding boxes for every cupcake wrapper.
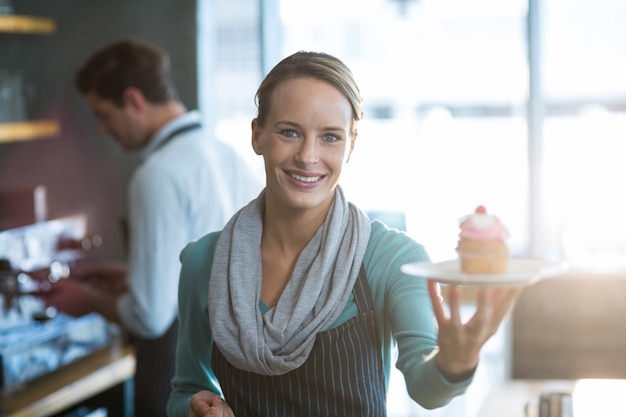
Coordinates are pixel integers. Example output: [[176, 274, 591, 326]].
[[456, 250, 509, 259], [456, 250, 508, 274]]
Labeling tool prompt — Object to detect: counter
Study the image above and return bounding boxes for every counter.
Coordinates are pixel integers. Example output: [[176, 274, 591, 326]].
[[478, 378, 626, 417], [0, 342, 135, 417]]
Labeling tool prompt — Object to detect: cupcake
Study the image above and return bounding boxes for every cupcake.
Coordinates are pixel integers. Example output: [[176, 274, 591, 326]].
[[456, 206, 510, 274]]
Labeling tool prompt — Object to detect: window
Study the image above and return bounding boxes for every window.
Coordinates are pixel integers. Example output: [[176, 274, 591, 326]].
[[276, 0, 530, 264], [207, 0, 626, 271], [539, 0, 626, 270]]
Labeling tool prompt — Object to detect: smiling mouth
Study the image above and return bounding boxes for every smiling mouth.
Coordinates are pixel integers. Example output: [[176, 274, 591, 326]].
[[291, 173, 322, 183]]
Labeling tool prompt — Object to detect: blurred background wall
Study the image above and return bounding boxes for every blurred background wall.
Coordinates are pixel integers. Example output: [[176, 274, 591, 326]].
[[0, 0, 198, 261]]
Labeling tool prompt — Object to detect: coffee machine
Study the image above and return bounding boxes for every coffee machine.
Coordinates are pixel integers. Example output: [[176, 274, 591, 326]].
[[0, 187, 112, 391]]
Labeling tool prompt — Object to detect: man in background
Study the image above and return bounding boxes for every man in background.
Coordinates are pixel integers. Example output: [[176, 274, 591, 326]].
[[40, 38, 259, 417]]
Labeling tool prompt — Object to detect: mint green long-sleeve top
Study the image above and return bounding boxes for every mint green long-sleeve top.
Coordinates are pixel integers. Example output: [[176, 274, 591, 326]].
[[167, 220, 472, 416]]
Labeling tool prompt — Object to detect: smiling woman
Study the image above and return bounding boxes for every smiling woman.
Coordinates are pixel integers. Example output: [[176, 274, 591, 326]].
[[167, 50, 521, 417], [252, 77, 354, 217], [203, 0, 626, 415]]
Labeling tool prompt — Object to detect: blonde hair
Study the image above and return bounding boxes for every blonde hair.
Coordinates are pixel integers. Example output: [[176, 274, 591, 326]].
[[255, 51, 363, 135]]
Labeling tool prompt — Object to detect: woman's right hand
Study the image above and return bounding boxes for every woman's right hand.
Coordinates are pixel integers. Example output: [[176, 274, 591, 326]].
[[189, 391, 235, 417]]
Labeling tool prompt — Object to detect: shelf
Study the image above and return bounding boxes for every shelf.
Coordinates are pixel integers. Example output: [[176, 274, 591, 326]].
[[0, 14, 56, 34], [0, 120, 60, 143]]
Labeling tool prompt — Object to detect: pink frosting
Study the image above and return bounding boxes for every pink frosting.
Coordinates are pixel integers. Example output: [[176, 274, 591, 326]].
[[458, 206, 510, 241]]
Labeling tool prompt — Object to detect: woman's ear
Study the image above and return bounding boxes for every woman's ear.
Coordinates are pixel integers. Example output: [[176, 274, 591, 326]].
[[346, 131, 357, 163], [251, 118, 263, 155]]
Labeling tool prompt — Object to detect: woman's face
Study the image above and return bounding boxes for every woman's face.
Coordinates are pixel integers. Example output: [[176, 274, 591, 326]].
[[252, 77, 355, 214]]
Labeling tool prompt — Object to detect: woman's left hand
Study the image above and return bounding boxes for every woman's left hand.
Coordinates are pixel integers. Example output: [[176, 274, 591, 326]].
[[427, 279, 522, 381]]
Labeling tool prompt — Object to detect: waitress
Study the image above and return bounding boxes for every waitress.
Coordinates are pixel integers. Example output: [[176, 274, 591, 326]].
[[167, 51, 521, 417]]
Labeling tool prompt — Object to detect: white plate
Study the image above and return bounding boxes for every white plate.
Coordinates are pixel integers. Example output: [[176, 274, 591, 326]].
[[400, 258, 569, 287]]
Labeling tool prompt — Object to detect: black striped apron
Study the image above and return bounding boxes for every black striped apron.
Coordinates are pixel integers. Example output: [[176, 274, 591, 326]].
[[211, 267, 388, 417]]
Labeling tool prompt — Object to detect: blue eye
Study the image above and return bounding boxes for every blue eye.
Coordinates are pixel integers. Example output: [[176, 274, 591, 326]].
[[324, 134, 339, 143], [281, 129, 298, 138]]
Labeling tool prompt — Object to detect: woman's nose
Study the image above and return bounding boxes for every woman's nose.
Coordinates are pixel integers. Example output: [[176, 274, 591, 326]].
[[295, 137, 319, 165]]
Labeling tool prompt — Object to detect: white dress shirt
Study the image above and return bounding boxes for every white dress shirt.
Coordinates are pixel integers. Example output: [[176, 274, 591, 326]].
[[117, 110, 260, 338]]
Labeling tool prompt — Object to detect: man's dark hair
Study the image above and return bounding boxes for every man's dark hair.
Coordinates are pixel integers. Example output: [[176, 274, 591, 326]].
[[76, 38, 179, 107]]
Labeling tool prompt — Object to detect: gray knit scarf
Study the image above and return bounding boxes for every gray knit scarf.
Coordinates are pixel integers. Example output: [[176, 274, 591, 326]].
[[208, 186, 371, 376]]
